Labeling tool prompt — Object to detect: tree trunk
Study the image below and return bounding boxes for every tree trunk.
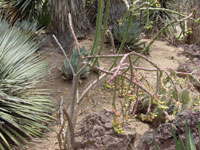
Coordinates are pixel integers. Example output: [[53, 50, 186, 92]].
[[187, 0, 200, 45], [86, 0, 127, 28], [51, 0, 90, 40]]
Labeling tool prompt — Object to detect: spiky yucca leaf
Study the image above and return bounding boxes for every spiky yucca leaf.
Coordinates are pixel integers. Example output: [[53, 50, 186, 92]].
[[61, 47, 90, 80], [155, 123, 199, 150], [0, 18, 52, 149], [1, 0, 51, 26]]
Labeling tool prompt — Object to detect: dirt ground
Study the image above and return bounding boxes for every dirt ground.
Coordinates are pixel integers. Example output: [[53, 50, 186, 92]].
[[22, 35, 188, 150]]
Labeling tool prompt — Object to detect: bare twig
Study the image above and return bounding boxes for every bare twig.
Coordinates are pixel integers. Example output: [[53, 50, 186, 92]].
[[63, 109, 75, 150], [83, 63, 153, 96], [84, 54, 125, 59], [140, 8, 195, 21], [60, 97, 64, 127], [53, 35, 75, 76], [147, 96, 152, 114], [58, 97, 65, 150], [64, 12, 82, 150], [156, 70, 161, 94], [164, 70, 180, 102], [68, 13, 82, 58], [58, 121, 66, 150], [106, 30, 116, 53], [131, 87, 139, 116], [108, 53, 129, 83], [78, 64, 129, 104], [85, 51, 162, 76]]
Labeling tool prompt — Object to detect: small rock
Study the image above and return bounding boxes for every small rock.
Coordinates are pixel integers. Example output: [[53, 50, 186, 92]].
[[104, 122, 113, 129], [75, 109, 135, 150], [92, 125, 105, 137]]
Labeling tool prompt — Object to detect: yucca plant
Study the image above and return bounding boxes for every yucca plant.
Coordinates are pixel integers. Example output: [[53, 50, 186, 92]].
[[1, 0, 51, 26], [61, 46, 90, 80], [36, 0, 51, 28], [113, 20, 145, 51], [0, 18, 53, 149], [15, 20, 44, 38]]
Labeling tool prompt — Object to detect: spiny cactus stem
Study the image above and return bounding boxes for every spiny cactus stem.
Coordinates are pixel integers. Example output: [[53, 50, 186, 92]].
[[92, 0, 110, 66], [109, 6, 134, 71], [89, 0, 104, 56]]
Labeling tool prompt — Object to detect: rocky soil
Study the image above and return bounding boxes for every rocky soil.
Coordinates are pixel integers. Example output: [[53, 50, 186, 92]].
[[138, 110, 200, 150], [75, 109, 136, 150], [177, 44, 200, 88]]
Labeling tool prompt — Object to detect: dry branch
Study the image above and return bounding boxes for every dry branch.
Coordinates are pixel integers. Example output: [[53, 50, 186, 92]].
[[53, 35, 75, 76]]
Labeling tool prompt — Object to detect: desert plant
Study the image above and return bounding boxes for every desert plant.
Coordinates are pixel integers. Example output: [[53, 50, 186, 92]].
[[36, 0, 51, 27], [155, 123, 200, 150], [0, 18, 52, 149], [1, 0, 51, 26], [61, 46, 90, 80], [16, 20, 44, 38], [141, 0, 172, 33], [113, 20, 145, 51]]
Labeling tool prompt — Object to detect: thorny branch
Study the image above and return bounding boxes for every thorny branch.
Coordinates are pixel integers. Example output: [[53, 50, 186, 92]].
[[63, 109, 75, 150]]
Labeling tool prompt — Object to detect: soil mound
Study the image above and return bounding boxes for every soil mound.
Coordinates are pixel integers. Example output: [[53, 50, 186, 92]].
[[75, 109, 135, 150]]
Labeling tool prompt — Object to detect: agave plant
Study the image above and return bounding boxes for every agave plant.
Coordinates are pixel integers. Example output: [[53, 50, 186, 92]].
[[0, 18, 52, 149], [61, 47, 90, 80], [113, 20, 145, 51]]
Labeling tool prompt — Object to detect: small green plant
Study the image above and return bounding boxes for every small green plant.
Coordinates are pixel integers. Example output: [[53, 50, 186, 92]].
[[61, 47, 90, 80], [155, 122, 200, 150], [113, 20, 145, 51]]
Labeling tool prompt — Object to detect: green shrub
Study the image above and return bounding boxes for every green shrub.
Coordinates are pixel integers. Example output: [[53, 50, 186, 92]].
[[61, 47, 90, 80], [0, 18, 52, 149]]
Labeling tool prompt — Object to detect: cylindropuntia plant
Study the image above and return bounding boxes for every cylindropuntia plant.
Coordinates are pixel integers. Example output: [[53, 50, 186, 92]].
[[61, 46, 90, 80]]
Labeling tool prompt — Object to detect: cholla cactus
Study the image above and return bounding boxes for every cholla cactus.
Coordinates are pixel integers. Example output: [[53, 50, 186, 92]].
[[61, 46, 90, 80]]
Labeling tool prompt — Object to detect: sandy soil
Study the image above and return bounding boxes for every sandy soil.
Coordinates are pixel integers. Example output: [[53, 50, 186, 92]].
[[21, 35, 187, 150]]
